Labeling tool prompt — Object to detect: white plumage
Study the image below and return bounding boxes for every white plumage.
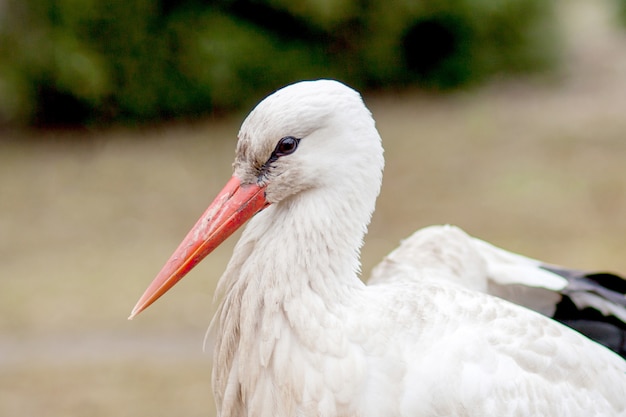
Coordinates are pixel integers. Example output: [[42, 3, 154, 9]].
[[371, 225, 626, 330], [131, 80, 626, 417]]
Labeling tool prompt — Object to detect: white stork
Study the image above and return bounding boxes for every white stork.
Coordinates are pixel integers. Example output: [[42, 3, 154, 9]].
[[130, 80, 626, 417]]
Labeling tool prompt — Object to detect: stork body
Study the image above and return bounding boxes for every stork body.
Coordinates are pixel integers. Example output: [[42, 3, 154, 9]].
[[372, 225, 626, 357], [131, 80, 626, 417]]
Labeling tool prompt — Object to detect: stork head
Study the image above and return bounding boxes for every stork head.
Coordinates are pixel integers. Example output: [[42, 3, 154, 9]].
[[129, 80, 384, 318], [234, 79, 384, 203]]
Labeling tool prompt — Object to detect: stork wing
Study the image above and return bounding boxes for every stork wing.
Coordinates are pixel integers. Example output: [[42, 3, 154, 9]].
[[368, 225, 626, 358]]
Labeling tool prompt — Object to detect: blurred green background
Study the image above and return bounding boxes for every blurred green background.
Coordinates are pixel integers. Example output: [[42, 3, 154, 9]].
[[1, 0, 564, 126], [2, 0, 626, 416]]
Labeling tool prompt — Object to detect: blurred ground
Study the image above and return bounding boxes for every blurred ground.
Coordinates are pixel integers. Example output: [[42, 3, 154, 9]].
[[1, 1, 626, 416]]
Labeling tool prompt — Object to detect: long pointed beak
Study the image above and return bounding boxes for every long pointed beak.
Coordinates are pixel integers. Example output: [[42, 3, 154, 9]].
[[129, 176, 269, 319]]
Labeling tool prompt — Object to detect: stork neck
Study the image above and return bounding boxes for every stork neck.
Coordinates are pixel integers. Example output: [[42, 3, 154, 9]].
[[210, 183, 375, 417], [229, 184, 372, 301]]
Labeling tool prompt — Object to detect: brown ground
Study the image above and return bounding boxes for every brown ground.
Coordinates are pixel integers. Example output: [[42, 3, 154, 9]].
[[1, 1, 625, 415]]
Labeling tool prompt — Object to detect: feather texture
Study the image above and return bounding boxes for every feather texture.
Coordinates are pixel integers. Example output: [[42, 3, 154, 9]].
[[371, 225, 626, 357], [149, 80, 626, 416]]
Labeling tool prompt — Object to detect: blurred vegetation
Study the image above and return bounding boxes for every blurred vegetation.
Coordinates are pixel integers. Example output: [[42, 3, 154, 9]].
[[0, 0, 561, 127], [619, 0, 626, 26]]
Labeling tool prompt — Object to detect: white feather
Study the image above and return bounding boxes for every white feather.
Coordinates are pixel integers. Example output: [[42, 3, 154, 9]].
[[199, 80, 626, 417]]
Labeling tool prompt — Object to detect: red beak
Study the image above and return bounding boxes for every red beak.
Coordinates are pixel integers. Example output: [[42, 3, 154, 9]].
[[129, 176, 269, 319]]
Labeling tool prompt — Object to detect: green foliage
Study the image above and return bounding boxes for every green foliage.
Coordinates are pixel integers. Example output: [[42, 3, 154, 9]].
[[167, 10, 334, 112], [0, 0, 562, 126], [619, 0, 626, 27], [361, 0, 560, 88]]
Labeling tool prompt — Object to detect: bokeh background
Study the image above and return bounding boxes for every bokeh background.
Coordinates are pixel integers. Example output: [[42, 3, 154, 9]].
[[1, 0, 626, 415]]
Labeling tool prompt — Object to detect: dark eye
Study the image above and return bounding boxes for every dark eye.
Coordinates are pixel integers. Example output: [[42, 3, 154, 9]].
[[275, 136, 300, 156]]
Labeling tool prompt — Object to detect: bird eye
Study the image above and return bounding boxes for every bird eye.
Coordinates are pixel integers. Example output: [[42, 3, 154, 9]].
[[275, 136, 300, 157], [259, 136, 301, 178]]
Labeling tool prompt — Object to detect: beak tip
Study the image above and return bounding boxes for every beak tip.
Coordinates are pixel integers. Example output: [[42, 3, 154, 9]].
[[128, 305, 142, 320]]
